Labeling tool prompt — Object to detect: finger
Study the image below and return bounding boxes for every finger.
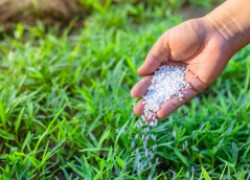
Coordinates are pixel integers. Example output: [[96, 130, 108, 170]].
[[156, 88, 197, 119], [133, 99, 145, 116], [133, 99, 154, 123], [138, 34, 169, 76], [131, 75, 153, 98], [137, 54, 161, 76], [185, 68, 207, 92], [156, 69, 207, 119]]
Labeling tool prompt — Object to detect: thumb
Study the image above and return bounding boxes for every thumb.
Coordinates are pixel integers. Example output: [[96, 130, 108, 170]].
[[137, 33, 169, 76]]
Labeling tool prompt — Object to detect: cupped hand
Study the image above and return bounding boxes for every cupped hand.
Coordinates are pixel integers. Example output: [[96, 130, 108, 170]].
[[131, 18, 234, 120]]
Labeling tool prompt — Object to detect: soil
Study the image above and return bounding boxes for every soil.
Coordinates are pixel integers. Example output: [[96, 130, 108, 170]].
[[0, 0, 88, 31], [0, 1, 220, 32]]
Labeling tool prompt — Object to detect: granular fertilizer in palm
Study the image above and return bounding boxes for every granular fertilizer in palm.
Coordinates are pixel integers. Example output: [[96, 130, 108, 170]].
[[143, 65, 190, 125]]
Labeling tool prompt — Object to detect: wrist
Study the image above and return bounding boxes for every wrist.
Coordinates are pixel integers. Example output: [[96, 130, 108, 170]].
[[203, 0, 250, 55]]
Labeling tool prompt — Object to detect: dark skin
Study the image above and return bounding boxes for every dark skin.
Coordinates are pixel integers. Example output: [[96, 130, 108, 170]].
[[130, 17, 237, 120]]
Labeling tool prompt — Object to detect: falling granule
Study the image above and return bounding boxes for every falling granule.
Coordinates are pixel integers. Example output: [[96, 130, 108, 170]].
[[132, 66, 189, 176], [132, 118, 158, 176], [131, 141, 135, 147], [143, 66, 189, 125]]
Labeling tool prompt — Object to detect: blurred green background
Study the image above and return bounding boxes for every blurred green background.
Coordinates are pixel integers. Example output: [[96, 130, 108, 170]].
[[0, 0, 249, 179]]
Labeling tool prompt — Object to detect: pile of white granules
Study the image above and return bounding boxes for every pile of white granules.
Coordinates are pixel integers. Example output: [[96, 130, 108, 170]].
[[132, 66, 189, 177], [142, 65, 190, 126]]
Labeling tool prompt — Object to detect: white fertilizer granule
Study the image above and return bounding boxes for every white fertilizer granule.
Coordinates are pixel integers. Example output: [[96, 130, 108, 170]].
[[132, 65, 189, 177], [132, 118, 157, 177], [142, 66, 189, 125]]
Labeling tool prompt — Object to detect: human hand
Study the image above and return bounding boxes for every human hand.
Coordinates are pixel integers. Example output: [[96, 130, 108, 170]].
[[131, 18, 234, 120]]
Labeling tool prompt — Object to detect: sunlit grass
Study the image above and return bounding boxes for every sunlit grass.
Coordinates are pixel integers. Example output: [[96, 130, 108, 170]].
[[0, 2, 249, 179]]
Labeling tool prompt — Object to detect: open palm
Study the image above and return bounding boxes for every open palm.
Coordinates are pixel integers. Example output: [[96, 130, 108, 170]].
[[131, 18, 233, 119]]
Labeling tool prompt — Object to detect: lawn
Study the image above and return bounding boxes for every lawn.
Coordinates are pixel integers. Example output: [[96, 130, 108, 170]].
[[0, 1, 249, 179]]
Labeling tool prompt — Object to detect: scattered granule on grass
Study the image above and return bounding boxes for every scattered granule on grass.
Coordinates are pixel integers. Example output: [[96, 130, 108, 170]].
[[143, 65, 190, 126]]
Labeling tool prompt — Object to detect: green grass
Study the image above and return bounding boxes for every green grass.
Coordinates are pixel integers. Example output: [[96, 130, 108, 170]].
[[0, 2, 249, 179]]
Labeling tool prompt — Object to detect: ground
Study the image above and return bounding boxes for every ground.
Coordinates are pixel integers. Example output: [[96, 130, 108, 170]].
[[0, 0, 86, 31], [0, 1, 249, 179]]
